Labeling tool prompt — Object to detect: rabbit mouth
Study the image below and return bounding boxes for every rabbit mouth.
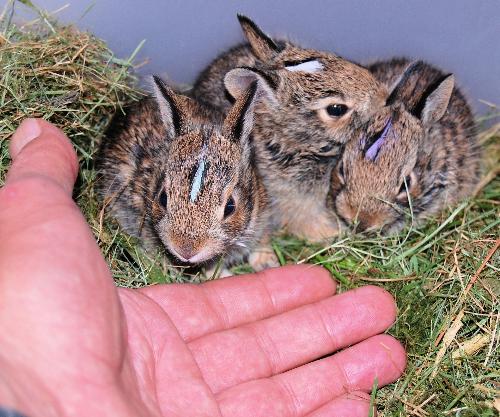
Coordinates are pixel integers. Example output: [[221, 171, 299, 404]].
[[168, 248, 220, 267], [335, 209, 394, 235], [186, 248, 220, 265], [167, 251, 222, 271]]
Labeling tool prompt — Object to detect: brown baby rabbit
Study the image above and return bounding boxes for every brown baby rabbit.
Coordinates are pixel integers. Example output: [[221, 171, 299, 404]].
[[96, 76, 278, 274], [193, 15, 388, 241], [329, 58, 481, 234]]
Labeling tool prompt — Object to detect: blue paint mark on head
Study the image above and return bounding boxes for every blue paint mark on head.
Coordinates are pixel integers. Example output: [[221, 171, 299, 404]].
[[190, 158, 206, 202]]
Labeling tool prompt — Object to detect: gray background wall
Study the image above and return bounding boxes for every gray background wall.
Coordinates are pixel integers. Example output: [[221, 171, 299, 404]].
[[12, 0, 500, 120]]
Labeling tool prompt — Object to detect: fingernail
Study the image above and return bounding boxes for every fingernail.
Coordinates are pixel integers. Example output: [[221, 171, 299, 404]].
[[9, 118, 42, 159]]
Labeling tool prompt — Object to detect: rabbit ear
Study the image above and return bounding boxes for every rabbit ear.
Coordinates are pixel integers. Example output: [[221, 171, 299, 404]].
[[386, 62, 454, 125], [386, 60, 426, 106], [151, 75, 186, 138], [237, 14, 282, 61], [224, 67, 278, 107], [421, 74, 454, 125], [223, 80, 259, 145]]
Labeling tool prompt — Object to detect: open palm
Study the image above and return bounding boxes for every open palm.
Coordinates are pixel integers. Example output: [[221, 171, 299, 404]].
[[0, 119, 406, 417]]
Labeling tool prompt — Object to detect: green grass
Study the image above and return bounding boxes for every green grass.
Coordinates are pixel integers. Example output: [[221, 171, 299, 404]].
[[1, 3, 499, 415]]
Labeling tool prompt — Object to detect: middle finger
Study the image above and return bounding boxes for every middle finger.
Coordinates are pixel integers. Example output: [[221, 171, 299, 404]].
[[188, 285, 396, 393]]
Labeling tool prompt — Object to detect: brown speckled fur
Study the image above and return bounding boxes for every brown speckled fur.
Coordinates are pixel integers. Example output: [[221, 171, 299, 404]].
[[329, 57, 481, 234], [96, 79, 276, 271], [192, 16, 388, 240]]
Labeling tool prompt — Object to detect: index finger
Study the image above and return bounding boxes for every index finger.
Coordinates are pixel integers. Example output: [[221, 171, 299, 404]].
[[139, 265, 337, 341]]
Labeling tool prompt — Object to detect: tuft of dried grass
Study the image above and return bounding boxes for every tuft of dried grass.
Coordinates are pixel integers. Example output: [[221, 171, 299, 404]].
[[0, 0, 144, 184]]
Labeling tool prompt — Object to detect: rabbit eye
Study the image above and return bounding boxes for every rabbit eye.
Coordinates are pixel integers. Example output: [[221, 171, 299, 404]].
[[224, 196, 236, 219], [326, 104, 348, 117], [159, 189, 168, 208]]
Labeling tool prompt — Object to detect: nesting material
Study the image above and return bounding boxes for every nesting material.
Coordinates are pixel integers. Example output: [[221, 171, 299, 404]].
[[0, 4, 143, 185]]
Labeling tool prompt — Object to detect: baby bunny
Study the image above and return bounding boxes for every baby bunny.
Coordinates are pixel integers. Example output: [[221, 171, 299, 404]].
[[329, 58, 481, 234], [193, 15, 388, 241], [96, 76, 278, 273]]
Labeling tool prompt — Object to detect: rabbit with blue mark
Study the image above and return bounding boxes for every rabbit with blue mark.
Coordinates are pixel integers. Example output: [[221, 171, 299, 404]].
[[96, 77, 278, 275]]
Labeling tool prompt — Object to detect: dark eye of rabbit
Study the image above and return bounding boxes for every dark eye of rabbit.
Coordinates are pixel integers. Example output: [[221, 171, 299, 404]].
[[159, 189, 168, 208], [326, 104, 348, 117], [398, 175, 412, 196], [224, 196, 236, 218]]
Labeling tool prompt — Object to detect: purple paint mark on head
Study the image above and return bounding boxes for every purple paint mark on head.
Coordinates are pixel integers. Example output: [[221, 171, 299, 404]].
[[365, 118, 393, 161]]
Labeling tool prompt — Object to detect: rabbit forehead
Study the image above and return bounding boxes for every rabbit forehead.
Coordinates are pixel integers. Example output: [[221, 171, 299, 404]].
[[168, 130, 240, 166], [161, 129, 241, 206], [355, 140, 417, 180], [344, 121, 419, 188], [276, 49, 382, 96], [162, 161, 239, 233], [275, 46, 339, 65], [167, 155, 240, 199], [359, 110, 422, 161], [276, 68, 386, 117]]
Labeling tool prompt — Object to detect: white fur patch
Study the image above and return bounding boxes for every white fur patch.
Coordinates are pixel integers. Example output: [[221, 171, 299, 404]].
[[190, 158, 206, 202], [285, 60, 323, 73]]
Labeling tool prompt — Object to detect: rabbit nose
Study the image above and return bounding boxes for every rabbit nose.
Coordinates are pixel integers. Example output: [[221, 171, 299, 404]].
[[178, 246, 199, 262], [169, 243, 198, 263]]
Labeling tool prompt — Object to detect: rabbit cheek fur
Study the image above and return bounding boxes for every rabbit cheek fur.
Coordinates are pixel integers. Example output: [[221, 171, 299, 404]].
[[97, 77, 274, 271], [194, 15, 388, 241], [95, 98, 167, 248], [330, 58, 480, 235]]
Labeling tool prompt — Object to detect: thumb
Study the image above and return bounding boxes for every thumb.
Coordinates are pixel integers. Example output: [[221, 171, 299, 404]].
[[7, 118, 78, 195]]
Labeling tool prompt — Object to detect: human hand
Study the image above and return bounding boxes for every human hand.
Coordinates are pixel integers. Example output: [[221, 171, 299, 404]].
[[0, 119, 406, 417]]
